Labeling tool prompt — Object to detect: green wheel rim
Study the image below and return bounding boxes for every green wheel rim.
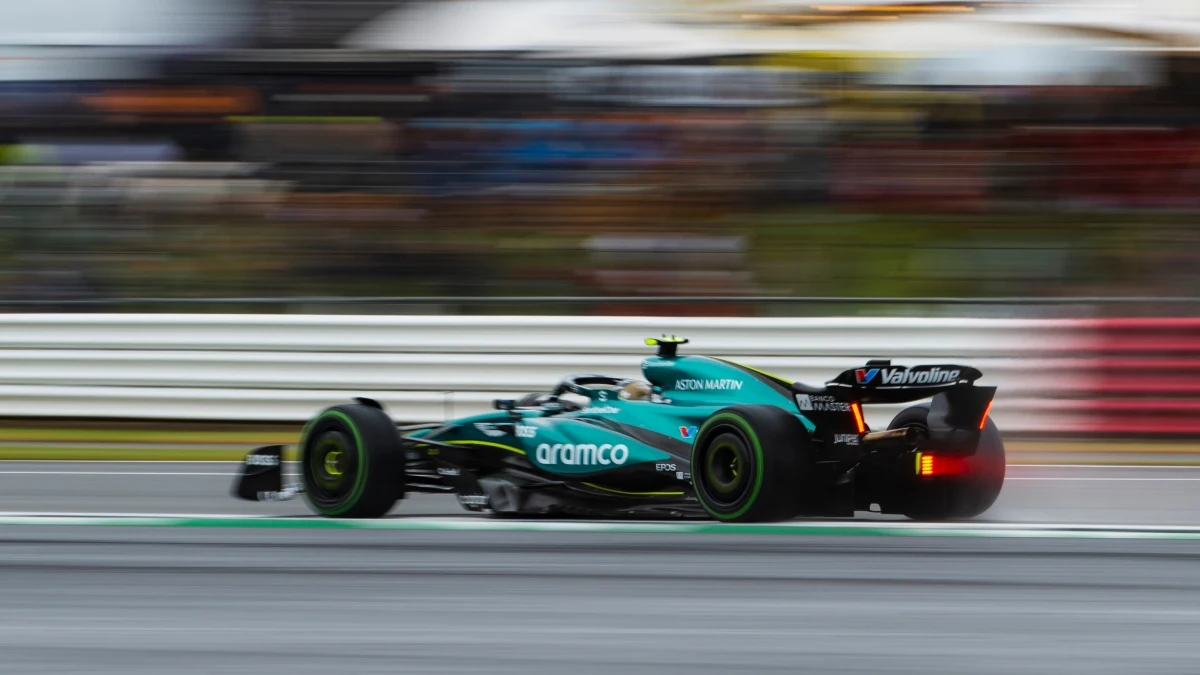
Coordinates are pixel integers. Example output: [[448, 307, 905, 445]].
[[309, 432, 350, 493], [301, 410, 369, 516]]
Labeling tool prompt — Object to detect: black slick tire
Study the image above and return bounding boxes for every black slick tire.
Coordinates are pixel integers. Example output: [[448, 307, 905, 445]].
[[300, 403, 405, 518], [690, 405, 811, 523], [889, 403, 1005, 521]]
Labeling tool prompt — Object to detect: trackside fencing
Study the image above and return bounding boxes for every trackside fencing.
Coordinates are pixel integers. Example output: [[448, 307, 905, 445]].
[[0, 314, 1106, 435], [1082, 318, 1200, 436]]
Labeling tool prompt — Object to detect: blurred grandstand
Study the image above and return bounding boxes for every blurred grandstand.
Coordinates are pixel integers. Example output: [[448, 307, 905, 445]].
[[2, 0, 1200, 313]]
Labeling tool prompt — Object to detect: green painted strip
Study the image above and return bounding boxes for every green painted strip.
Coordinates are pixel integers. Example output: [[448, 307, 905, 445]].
[[2, 514, 1200, 540]]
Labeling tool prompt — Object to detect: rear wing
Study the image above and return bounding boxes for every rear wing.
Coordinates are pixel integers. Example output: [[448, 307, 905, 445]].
[[825, 360, 983, 404], [826, 360, 995, 452]]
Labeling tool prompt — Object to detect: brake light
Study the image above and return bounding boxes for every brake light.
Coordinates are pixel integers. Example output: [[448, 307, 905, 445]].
[[915, 452, 964, 477], [917, 452, 935, 476], [850, 402, 866, 434], [979, 400, 993, 430]]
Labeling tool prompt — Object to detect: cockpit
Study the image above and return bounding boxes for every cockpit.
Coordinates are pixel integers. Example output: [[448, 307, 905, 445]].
[[513, 374, 655, 411], [507, 337, 687, 412]]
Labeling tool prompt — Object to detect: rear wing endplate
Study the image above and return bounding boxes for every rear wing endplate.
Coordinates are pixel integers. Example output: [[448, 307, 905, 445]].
[[925, 385, 996, 452]]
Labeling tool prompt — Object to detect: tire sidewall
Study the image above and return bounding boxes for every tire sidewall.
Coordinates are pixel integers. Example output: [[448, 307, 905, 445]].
[[300, 404, 403, 518], [691, 405, 810, 523], [301, 409, 371, 516], [692, 411, 766, 521], [889, 403, 1005, 520]]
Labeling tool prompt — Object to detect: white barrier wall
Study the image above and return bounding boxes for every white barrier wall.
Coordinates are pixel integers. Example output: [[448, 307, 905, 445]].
[[0, 314, 1091, 432]]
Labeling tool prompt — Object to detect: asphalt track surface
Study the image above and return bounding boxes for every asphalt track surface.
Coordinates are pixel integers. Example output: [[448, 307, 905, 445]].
[[2, 463, 1199, 674], [1, 462, 1199, 524]]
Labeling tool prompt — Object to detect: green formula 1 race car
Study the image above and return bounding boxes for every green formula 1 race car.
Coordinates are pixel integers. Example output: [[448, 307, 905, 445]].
[[233, 337, 1004, 522]]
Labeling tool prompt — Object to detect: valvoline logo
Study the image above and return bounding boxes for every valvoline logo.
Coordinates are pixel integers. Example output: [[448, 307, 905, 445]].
[[680, 426, 699, 440], [855, 368, 879, 384]]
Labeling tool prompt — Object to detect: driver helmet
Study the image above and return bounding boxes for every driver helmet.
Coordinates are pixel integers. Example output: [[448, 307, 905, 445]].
[[618, 381, 653, 401]]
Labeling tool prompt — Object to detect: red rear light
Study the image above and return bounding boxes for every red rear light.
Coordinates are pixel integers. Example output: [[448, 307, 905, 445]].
[[915, 452, 965, 477], [917, 452, 935, 476], [979, 400, 994, 430], [850, 402, 866, 434]]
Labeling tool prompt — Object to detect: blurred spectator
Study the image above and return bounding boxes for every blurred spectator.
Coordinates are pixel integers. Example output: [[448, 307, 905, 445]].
[[2, 0, 1200, 310]]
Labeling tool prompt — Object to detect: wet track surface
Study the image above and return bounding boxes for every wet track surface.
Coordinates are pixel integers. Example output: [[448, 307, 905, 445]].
[[1, 462, 1199, 524], [1, 463, 1199, 674]]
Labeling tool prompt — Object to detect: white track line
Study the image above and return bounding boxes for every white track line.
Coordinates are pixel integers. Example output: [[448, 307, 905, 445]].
[[0, 511, 265, 519], [1010, 464, 1200, 469], [0, 471, 235, 476], [4, 460, 1200, 467], [0, 460, 247, 464], [1006, 477, 1200, 481]]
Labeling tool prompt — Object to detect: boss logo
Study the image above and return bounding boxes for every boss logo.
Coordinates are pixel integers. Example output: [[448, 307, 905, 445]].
[[245, 454, 280, 467]]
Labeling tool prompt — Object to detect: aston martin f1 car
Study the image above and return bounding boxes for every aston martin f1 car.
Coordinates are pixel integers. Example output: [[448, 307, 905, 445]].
[[233, 337, 1004, 522]]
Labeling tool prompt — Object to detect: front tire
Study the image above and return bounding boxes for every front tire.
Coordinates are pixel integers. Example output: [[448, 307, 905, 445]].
[[300, 403, 405, 518], [691, 405, 812, 523], [889, 404, 1005, 520]]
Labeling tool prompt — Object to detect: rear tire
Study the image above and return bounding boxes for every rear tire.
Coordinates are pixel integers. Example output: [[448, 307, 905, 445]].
[[691, 405, 811, 523], [300, 403, 405, 518], [888, 404, 1005, 520]]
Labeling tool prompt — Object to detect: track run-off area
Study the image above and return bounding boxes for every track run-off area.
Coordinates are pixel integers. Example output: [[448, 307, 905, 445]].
[[2, 462, 1199, 674]]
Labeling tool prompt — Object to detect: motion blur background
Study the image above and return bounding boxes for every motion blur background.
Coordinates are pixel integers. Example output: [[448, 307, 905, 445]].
[[4, 8, 1200, 674], [1, 0, 1200, 450], [4, 0, 1200, 314]]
